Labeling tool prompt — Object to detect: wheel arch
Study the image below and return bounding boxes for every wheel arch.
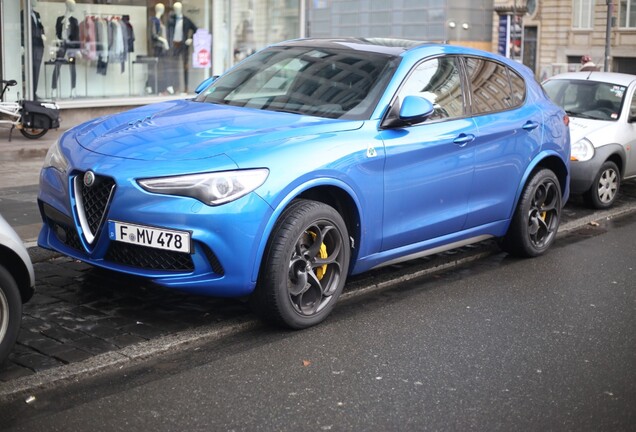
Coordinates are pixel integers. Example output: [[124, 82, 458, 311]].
[[512, 152, 570, 218], [604, 148, 625, 177], [251, 180, 363, 283], [0, 245, 35, 303], [296, 186, 361, 262], [534, 154, 570, 198], [593, 144, 626, 176]]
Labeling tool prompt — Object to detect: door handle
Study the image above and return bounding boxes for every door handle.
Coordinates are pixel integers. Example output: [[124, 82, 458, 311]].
[[522, 121, 540, 131], [453, 133, 475, 146]]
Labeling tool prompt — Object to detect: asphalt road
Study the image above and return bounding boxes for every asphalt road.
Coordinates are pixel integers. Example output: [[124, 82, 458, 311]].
[[1, 214, 634, 431]]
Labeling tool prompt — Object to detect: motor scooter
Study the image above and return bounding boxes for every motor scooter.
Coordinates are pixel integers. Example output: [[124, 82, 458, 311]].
[[0, 79, 60, 140]]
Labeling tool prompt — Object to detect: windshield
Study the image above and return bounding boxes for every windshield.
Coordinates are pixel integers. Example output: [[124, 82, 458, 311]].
[[194, 46, 400, 120], [543, 79, 626, 121]]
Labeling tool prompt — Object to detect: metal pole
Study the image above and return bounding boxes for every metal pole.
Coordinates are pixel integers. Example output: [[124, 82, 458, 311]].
[[300, 0, 307, 38], [604, 0, 612, 72], [512, 0, 517, 60], [25, 0, 35, 99]]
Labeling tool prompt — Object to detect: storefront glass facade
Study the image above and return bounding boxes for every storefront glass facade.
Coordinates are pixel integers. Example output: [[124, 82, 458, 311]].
[[0, 0, 301, 104]]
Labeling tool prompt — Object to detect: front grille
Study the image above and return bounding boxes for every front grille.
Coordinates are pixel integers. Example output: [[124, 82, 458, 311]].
[[105, 242, 194, 272], [76, 172, 115, 238]]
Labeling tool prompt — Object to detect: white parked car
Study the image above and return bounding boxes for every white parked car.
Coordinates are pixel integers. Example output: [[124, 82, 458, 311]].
[[0, 214, 35, 365], [543, 72, 636, 208]]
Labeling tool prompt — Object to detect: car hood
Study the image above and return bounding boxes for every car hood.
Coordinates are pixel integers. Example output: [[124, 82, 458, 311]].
[[568, 117, 616, 147], [74, 100, 363, 161]]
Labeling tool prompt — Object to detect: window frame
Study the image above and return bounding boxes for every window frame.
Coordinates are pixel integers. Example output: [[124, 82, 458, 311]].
[[572, 0, 595, 30], [461, 56, 527, 118], [383, 54, 470, 127], [619, 0, 636, 28]]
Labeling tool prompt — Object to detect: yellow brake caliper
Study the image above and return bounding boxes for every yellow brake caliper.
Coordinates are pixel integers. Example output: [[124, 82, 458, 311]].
[[308, 231, 328, 280]]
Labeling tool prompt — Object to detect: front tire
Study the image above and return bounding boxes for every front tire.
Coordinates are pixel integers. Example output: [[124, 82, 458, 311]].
[[0, 266, 23, 365], [501, 168, 562, 257], [584, 161, 620, 209], [252, 200, 350, 329]]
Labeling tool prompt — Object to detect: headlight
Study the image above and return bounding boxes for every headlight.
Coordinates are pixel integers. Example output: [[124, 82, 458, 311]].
[[138, 169, 269, 206], [42, 139, 69, 173], [570, 138, 595, 162]]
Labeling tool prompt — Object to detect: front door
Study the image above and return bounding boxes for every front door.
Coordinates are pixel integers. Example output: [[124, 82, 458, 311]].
[[380, 56, 476, 251]]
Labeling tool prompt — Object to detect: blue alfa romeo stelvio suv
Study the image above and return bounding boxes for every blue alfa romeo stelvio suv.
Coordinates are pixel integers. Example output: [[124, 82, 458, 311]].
[[38, 38, 570, 329]]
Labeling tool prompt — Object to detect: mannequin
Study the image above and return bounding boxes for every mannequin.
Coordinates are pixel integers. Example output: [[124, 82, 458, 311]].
[[234, 9, 255, 62], [150, 3, 169, 54], [167, 2, 197, 93], [21, 0, 46, 98], [148, 3, 171, 94], [52, 0, 80, 97]]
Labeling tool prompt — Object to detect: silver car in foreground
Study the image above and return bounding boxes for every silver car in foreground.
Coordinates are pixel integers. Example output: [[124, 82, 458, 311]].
[[543, 72, 636, 208], [0, 214, 35, 365]]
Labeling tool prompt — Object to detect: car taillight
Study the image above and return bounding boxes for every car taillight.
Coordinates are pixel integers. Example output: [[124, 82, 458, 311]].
[[563, 115, 570, 127]]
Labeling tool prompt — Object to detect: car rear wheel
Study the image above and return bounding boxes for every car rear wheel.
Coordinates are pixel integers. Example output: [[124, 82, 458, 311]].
[[20, 127, 48, 139], [0, 265, 23, 365], [252, 199, 350, 329], [501, 168, 562, 257], [584, 161, 620, 209]]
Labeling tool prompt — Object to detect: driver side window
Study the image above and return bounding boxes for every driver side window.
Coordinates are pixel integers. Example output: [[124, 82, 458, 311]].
[[631, 93, 636, 119], [396, 56, 464, 121]]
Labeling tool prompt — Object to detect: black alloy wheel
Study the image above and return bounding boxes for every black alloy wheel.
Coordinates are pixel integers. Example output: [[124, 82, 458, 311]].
[[501, 168, 562, 257], [253, 199, 350, 329]]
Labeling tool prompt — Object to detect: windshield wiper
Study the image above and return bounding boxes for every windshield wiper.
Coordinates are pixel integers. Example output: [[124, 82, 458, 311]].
[[565, 110, 598, 120]]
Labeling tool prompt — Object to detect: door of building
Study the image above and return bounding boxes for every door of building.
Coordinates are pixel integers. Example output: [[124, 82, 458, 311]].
[[523, 26, 537, 74], [613, 57, 636, 74]]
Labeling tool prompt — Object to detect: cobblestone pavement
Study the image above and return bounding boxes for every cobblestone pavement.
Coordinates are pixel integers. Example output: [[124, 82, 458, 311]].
[[1, 260, 249, 382], [0, 183, 634, 384]]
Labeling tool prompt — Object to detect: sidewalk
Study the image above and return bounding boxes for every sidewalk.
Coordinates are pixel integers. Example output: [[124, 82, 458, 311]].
[[0, 127, 67, 247], [0, 126, 65, 185]]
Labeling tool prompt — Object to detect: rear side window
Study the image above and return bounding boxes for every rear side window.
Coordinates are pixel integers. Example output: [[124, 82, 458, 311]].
[[509, 69, 526, 106], [464, 57, 526, 115]]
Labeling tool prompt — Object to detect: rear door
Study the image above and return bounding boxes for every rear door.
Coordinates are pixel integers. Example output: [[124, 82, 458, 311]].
[[462, 56, 543, 228]]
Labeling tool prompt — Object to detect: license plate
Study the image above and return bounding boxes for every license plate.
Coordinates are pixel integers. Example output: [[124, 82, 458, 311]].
[[108, 221, 192, 253]]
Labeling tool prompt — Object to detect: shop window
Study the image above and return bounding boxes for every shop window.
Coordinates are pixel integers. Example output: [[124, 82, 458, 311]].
[[16, 0, 210, 101], [230, 0, 300, 64], [9, 0, 301, 102]]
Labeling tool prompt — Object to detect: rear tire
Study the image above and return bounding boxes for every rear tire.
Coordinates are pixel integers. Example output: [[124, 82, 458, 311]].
[[0, 266, 23, 365], [501, 168, 562, 257], [20, 127, 48, 139], [584, 161, 620, 209], [251, 199, 350, 329]]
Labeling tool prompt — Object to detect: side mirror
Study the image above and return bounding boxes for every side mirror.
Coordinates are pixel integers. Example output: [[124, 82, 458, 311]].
[[381, 96, 435, 129], [400, 96, 435, 125], [194, 75, 219, 94]]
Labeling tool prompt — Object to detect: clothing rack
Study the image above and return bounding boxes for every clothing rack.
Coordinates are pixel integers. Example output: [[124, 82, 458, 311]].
[[82, 12, 123, 19]]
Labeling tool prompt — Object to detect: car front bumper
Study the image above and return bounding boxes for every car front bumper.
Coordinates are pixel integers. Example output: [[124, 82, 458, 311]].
[[570, 143, 624, 195], [38, 164, 273, 297], [570, 158, 602, 194]]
